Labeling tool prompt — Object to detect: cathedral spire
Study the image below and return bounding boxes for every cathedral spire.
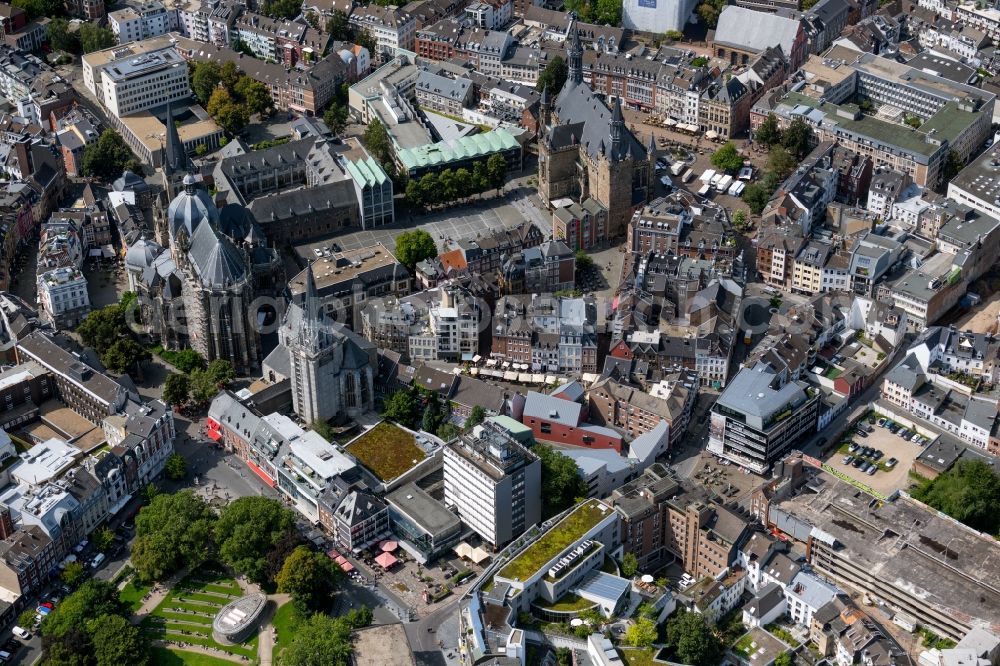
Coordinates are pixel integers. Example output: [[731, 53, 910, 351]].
[[610, 96, 625, 159], [567, 15, 583, 86], [164, 102, 185, 175]]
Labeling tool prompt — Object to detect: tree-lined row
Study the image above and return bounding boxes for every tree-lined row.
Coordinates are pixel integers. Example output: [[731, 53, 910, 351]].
[[404, 154, 508, 210]]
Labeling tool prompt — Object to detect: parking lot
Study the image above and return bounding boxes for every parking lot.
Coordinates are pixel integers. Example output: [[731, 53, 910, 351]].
[[824, 420, 928, 495]]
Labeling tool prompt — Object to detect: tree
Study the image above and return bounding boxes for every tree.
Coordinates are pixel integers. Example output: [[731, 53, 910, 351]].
[[78, 303, 129, 354], [767, 145, 797, 180], [536, 56, 568, 96], [534, 444, 588, 518], [942, 150, 964, 182], [405, 179, 423, 209], [324, 103, 349, 134], [466, 405, 486, 429], [206, 359, 236, 386], [911, 460, 1000, 535], [219, 61, 241, 91], [743, 182, 771, 214], [697, 0, 724, 28], [437, 422, 460, 441], [235, 77, 273, 117], [304, 10, 319, 27], [382, 388, 419, 428], [665, 29, 684, 41], [82, 130, 138, 182], [665, 611, 722, 666], [142, 482, 160, 504], [626, 617, 658, 648], [421, 392, 443, 434], [363, 118, 391, 165], [904, 114, 921, 129], [774, 652, 794, 666], [264, 528, 306, 583], [79, 23, 115, 53], [327, 10, 350, 40], [92, 526, 115, 553], [276, 545, 341, 611], [262, 0, 302, 19], [88, 614, 149, 666], [215, 101, 251, 135], [711, 142, 743, 173], [170, 348, 205, 373], [189, 368, 222, 406], [593, 0, 622, 24], [191, 62, 222, 105], [12, 0, 62, 19], [555, 647, 572, 666], [60, 561, 85, 590], [132, 490, 216, 582], [621, 552, 639, 578], [163, 373, 190, 407], [215, 496, 297, 584], [281, 614, 354, 666], [310, 419, 335, 442], [394, 229, 438, 271], [101, 338, 150, 374], [41, 580, 124, 639], [781, 117, 813, 159], [47, 18, 81, 54], [732, 209, 748, 231], [486, 153, 507, 192], [754, 113, 782, 146], [164, 453, 187, 481], [354, 28, 376, 55]]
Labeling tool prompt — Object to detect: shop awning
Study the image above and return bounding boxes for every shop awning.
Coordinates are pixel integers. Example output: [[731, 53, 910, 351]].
[[705, 130, 719, 140], [339, 560, 354, 572], [207, 429, 222, 441], [375, 552, 398, 569]]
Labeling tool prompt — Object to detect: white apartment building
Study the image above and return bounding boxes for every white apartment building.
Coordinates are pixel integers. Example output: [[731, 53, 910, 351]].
[[37, 266, 90, 330], [109, 1, 175, 43], [409, 288, 479, 363], [176, 0, 211, 42], [442, 423, 541, 548], [955, 3, 1000, 42], [349, 5, 416, 62], [83, 38, 191, 117], [465, 0, 512, 30]]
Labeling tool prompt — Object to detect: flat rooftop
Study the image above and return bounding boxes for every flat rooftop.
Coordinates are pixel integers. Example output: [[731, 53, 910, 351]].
[[497, 499, 613, 582], [386, 482, 460, 535], [775, 471, 1000, 628], [289, 244, 403, 297], [949, 140, 1000, 206], [345, 422, 426, 482]]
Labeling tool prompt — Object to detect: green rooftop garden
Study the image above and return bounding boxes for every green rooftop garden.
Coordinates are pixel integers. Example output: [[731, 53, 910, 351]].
[[497, 500, 611, 582], [346, 422, 426, 481], [537, 592, 596, 612]]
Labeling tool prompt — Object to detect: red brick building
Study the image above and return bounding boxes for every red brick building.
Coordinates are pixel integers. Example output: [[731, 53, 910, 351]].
[[520, 389, 623, 452]]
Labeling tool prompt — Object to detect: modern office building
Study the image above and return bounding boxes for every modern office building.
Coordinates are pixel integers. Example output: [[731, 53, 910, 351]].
[[442, 421, 541, 548], [708, 361, 820, 473], [385, 482, 462, 563], [82, 40, 190, 118]]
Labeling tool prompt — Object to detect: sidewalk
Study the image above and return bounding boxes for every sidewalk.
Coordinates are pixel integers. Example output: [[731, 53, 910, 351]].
[[130, 569, 187, 623]]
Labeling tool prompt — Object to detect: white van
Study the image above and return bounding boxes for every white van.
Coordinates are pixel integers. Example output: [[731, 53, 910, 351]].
[[90, 553, 106, 569], [12, 626, 29, 639]]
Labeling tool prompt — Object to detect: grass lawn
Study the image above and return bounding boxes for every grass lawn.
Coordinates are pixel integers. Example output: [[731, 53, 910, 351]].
[[120, 579, 152, 612], [538, 593, 595, 612], [144, 569, 258, 661], [150, 647, 236, 666], [498, 500, 612, 582], [618, 648, 658, 666], [271, 601, 302, 650], [346, 422, 426, 481]]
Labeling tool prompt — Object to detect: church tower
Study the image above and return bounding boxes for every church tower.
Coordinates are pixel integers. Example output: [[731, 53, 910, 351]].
[[609, 96, 625, 160], [567, 16, 583, 87], [282, 262, 345, 424]]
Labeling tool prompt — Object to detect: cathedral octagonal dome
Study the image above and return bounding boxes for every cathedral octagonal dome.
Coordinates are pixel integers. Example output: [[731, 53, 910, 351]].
[[167, 177, 220, 242]]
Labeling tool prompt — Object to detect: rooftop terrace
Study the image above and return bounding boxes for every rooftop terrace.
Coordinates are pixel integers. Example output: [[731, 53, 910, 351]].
[[497, 499, 613, 583]]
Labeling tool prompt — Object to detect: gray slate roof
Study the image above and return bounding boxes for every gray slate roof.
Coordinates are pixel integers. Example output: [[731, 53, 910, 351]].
[[715, 6, 802, 58]]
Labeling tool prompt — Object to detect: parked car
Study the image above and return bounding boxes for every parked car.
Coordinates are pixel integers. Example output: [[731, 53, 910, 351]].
[[848, 442, 859, 453], [885, 457, 898, 469], [871, 450, 884, 460], [852, 458, 865, 468], [855, 429, 868, 438], [889, 424, 901, 433], [11, 627, 28, 640], [866, 465, 877, 476], [911, 434, 921, 442], [843, 455, 854, 465], [877, 418, 887, 427]]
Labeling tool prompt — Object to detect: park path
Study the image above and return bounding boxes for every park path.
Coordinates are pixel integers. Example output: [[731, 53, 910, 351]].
[[150, 640, 244, 663], [129, 569, 188, 624]]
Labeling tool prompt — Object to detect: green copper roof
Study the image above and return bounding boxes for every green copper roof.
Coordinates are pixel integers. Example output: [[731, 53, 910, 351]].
[[397, 128, 519, 171]]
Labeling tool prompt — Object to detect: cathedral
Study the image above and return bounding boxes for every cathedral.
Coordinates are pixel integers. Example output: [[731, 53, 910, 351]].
[[538, 18, 653, 238], [124, 113, 283, 376], [262, 263, 377, 424]]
